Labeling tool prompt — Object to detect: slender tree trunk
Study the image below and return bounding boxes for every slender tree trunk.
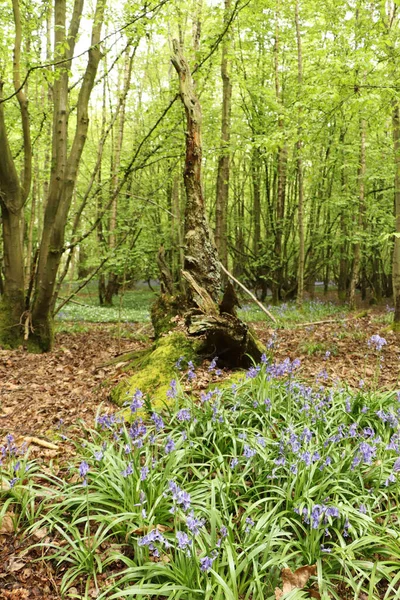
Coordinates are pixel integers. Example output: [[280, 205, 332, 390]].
[[215, 0, 232, 268], [349, 119, 366, 310], [295, 0, 305, 306], [392, 103, 400, 328], [272, 1, 287, 305], [105, 46, 134, 305]]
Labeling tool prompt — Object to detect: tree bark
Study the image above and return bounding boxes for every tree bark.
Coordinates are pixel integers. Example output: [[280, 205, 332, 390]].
[[295, 0, 305, 307], [171, 40, 221, 303], [0, 0, 32, 347], [31, 0, 106, 350], [348, 119, 366, 310], [392, 103, 400, 328], [214, 0, 232, 269], [272, 0, 287, 305]]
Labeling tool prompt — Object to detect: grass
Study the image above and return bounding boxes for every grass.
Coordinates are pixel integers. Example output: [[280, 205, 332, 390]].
[[238, 299, 348, 327], [56, 287, 155, 324], [2, 342, 400, 599]]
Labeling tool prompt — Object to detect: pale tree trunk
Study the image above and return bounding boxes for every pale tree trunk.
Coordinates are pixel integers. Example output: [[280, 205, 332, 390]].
[[272, 0, 287, 305], [31, 0, 106, 350], [349, 119, 366, 310], [392, 103, 400, 328], [0, 0, 32, 348], [104, 46, 135, 306], [214, 0, 232, 268], [295, 0, 305, 307]]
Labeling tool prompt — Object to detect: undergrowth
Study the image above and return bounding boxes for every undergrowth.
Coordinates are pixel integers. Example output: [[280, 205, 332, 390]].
[[1, 338, 400, 599]]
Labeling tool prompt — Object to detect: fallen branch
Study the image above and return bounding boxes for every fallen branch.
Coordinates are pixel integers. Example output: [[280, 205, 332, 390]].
[[24, 436, 58, 450], [293, 312, 369, 328], [219, 263, 277, 323]]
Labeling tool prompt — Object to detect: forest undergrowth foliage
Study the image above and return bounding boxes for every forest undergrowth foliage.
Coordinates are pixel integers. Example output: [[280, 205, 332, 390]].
[[2, 336, 400, 599]]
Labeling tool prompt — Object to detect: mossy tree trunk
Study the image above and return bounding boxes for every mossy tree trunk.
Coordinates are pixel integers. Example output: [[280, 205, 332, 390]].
[[0, 0, 32, 348]]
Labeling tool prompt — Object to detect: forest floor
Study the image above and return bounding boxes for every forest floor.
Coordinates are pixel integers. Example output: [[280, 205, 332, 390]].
[[0, 302, 399, 598]]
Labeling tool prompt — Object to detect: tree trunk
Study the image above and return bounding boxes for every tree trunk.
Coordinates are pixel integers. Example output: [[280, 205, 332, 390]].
[[171, 40, 221, 302], [214, 0, 232, 269], [392, 103, 400, 328], [272, 1, 287, 305], [31, 0, 106, 351], [295, 0, 305, 307], [349, 119, 366, 310], [152, 40, 263, 367], [0, 0, 32, 348]]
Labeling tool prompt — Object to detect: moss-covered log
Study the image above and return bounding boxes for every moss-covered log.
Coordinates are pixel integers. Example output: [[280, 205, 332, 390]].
[[111, 331, 201, 407]]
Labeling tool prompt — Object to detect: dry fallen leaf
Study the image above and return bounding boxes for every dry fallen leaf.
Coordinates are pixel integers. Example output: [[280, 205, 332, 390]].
[[275, 564, 317, 599], [7, 558, 25, 572], [0, 512, 15, 535], [31, 526, 48, 541]]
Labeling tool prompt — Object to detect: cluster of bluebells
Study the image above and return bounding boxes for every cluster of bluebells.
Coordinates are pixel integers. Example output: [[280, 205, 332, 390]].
[[368, 334, 387, 352], [0, 435, 28, 488], [65, 345, 400, 582]]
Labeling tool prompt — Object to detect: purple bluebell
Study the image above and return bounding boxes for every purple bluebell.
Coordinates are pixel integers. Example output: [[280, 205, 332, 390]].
[[368, 334, 387, 351], [230, 458, 238, 469], [94, 450, 103, 461], [79, 461, 89, 478], [130, 389, 144, 413], [165, 437, 175, 454], [200, 555, 215, 572], [151, 412, 164, 432], [187, 361, 196, 380], [177, 409, 191, 422], [140, 466, 149, 481], [187, 513, 205, 535], [176, 531, 192, 551], [121, 463, 133, 477], [167, 379, 178, 400], [243, 445, 256, 458]]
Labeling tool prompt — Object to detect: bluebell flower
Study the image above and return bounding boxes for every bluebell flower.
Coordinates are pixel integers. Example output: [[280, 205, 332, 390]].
[[151, 412, 164, 432], [208, 357, 218, 371], [246, 366, 260, 379], [187, 361, 196, 380], [359, 504, 367, 514], [368, 334, 387, 351], [165, 437, 175, 454], [394, 458, 400, 472], [167, 379, 178, 400], [200, 555, 215, 572], [79, 461, 89, 478], [175, 356, 184, 369], [385, 473, 396, 486], [187, 513, 205, 535], [243, 445, 256, 458], [176, 530, 192, 551], [121, 463, 133, 477], [230, 458, 238, 469], [245, 517, 254, 533], [140, 466, 149, 481], [9, 477, 19, 488], [94, 450, 103, 461], [130, 389, 144, 413], [177, 409, 191, 422]]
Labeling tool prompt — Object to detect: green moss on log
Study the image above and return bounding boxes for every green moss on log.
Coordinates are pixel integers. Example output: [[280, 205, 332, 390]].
[[111, 331, 201, 408], [0, 296, 23, 349]]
